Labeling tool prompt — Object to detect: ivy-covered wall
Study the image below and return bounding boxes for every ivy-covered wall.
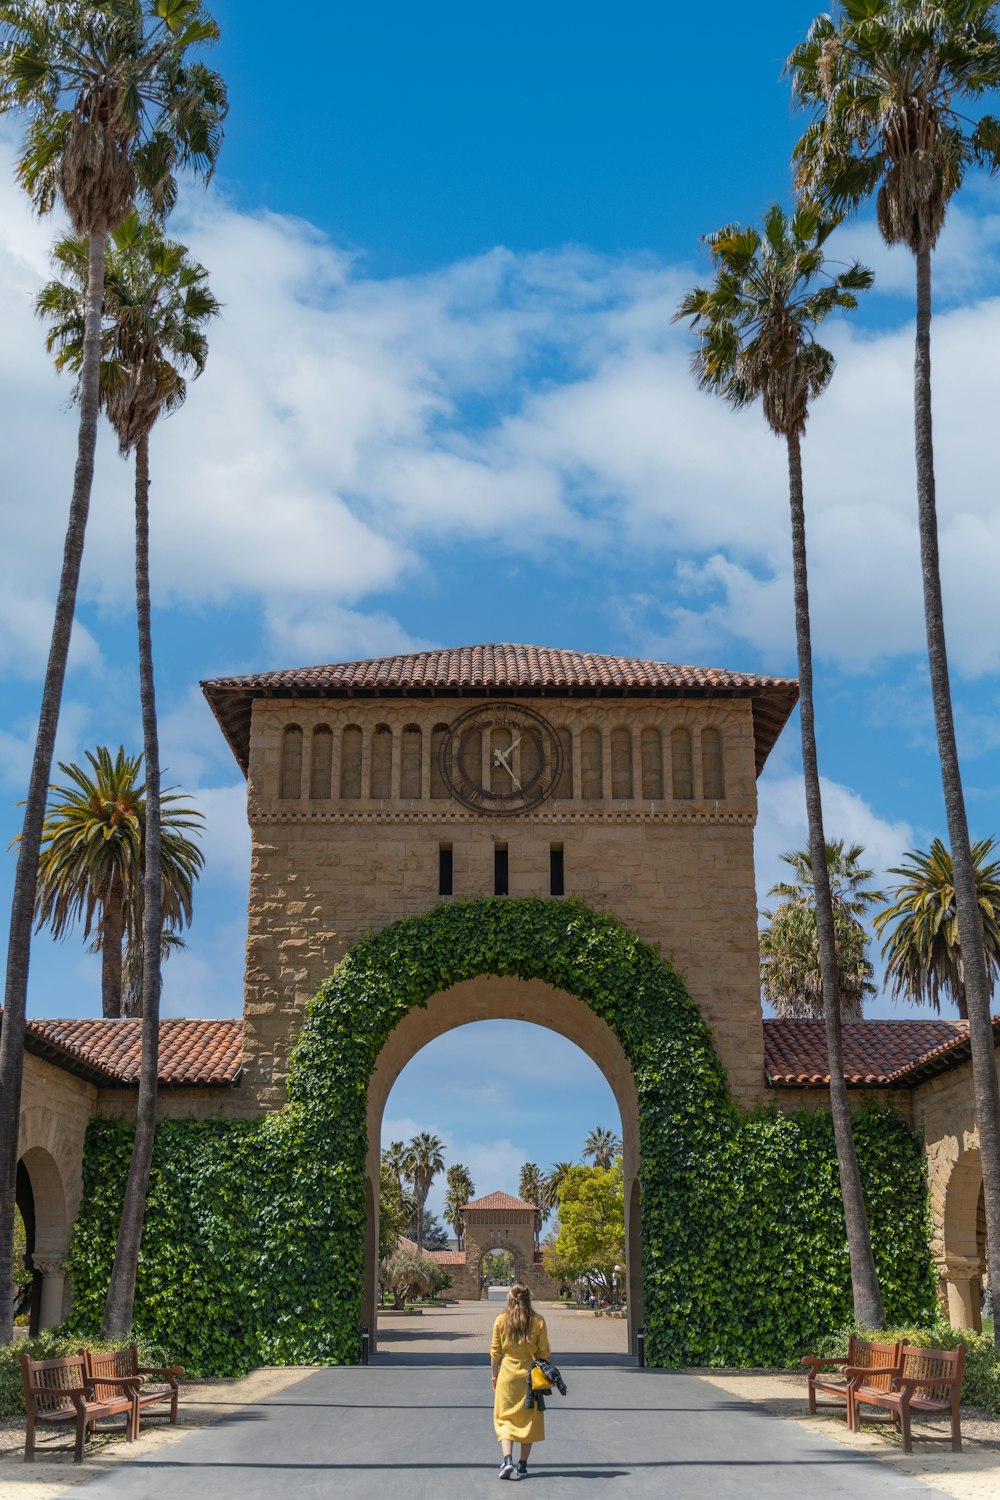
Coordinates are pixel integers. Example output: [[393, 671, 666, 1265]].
[[67, 897, 936, 1374]]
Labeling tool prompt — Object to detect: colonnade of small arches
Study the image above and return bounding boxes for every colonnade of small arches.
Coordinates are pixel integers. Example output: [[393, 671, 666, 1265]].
[[277, 719, 727, 803]]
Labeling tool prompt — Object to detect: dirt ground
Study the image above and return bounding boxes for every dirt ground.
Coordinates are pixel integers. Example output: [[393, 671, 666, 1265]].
[[698, 1370, 1000, 1500]]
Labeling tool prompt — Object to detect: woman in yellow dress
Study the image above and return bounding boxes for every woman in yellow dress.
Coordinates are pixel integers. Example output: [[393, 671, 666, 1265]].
[[490, 1282, 551, 1480]]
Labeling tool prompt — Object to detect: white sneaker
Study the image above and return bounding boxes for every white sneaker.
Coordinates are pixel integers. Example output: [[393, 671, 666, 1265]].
[[498, 1456, 519, 1480]]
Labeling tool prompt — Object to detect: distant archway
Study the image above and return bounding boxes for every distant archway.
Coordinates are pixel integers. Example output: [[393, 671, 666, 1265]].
[[365, 975, 641, 1349]]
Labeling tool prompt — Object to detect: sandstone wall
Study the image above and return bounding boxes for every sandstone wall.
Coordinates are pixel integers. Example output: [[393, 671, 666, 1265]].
[[242, 694, 765, 1110]]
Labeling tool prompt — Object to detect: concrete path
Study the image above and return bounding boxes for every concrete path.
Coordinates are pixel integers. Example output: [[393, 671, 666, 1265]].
[[68, 1324, 950, 1500]]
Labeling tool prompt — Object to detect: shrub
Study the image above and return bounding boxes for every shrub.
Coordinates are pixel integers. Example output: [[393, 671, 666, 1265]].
[[811, 1319, 1000, 1415], [0, 1331, 175, 1419]]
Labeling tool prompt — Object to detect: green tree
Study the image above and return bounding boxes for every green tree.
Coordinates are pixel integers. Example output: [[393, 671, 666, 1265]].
[[37, 215, 219, 1336], [444, 1163, 474, 1249], [548, 1163, 625, 1299], [875, 838, 1000, 1018], [761, 841, 886, 1018], [788, 0, 1000, 1350], [404, 1132, 444, 1252], [582, 1128, 622, 1170], [676, 203, 884, 1327], [0, 0, 226, 1346], [382, 1246, 436, 1310], [28, 746, 203, 1018]]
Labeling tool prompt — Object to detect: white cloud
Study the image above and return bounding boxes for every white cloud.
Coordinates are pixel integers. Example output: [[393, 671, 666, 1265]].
[[4, 130, 1000, 695], [755, 773, 914, 913]]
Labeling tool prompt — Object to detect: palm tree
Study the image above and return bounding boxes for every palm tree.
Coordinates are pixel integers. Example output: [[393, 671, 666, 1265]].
[[444, 1163, 474, 1249], [544, 1161, 576, 1210], [761, 841, 886, 1019], [29, 746, 203, 1017], [583, 1128, 622, 1170], [404, 1133, 445, 1252], [39, 216, 218, 1336], [383, 1142, 408, 1193], [0, 0, 226, 1345], [875, 838, 1000, 1018], [676, 204, 885, 1327], [518, 1163, 547, 1252], [788, 0, 1000, 1350]]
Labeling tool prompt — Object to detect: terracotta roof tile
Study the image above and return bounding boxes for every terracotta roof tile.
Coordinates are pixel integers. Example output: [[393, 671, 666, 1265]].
[[19, 1015, 242, 1088], [202, 643, 798, 777], [464, 1190, 538, 1212], [763, 1017, 1000, 1087]]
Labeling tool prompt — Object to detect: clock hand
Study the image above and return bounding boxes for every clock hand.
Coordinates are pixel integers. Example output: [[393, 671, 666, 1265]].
[[493, 745, 523, 791]]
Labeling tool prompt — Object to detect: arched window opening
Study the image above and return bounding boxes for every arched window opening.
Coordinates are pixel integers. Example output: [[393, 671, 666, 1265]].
[[400, 725, 422, 800], [553, 728, 572, 799], [640, 727, 663, 800], [671, 727, 693, 800], [279, 724, 303, 800], [430, 724, 449, 799], [611, 728, 633, 800], [310, 725, 333, 800], [581, 727, 602, 799], [371, 724, 393, 800], [702, 727, 725, 800], [341, 725, 363, 799]]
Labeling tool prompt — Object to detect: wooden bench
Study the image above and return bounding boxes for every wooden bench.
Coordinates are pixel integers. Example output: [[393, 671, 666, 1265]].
[[851, 1342, 964, 1453], [21, 1353, 135, 1463], [82, 1346, 185, 1438], [802, 1336, 902, 1423]]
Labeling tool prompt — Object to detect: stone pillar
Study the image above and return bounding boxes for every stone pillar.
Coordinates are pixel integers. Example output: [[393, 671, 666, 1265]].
[[32, 1256, 66, 1331], [937, 1254, 984, 1333]]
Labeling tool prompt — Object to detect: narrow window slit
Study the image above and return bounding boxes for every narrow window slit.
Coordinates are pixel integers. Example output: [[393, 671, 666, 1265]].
[[550, 844, 565, 897], [494, 843, 509, 897], [439, 844, 453, 897]]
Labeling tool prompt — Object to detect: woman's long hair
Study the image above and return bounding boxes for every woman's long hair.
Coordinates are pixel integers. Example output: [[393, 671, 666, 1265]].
[[503, 1282, 533, 1342]]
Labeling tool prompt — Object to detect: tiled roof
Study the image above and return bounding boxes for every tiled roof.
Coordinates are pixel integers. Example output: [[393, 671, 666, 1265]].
[[464, 1190, 538, 1212], [396, 1235, 464, 1266], [202, 643, 798, 777], [763, 1017, 1000, 1087], [17, 1015, 243, 1088]]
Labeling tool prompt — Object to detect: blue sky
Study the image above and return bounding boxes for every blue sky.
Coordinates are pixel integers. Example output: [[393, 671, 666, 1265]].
[[3, 1, 1000, 1208]]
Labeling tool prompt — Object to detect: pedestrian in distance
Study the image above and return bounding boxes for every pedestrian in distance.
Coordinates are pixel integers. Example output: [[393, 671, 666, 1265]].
[[490, 1282, 550, 1480]]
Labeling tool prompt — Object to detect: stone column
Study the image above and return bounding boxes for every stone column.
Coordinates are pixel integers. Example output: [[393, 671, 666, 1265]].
[[937, 1253, 984, 1332], [32, 1256, 66, 1331]]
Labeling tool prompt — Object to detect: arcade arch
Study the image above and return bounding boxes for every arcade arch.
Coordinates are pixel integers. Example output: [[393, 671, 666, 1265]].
[[941, 1147, 988, 1331], [365, 976, 640, 1351], [15, 1144, 69, 1332]]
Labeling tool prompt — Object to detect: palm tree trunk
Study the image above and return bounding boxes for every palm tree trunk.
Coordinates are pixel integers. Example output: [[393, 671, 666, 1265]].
[[786, 429, 885, 1328], [101, 889, 126, 1019], [913, 246, 1000, 1349], [0, 229, 107, 1345], [103, 432, 161, 1337]]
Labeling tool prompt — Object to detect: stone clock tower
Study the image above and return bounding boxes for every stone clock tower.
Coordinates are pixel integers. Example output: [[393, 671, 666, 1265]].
[[202, 642, 797, 1113]]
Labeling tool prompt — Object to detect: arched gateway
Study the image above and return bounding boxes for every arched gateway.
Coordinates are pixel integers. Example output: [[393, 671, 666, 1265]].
[[16, 644, 999, 1368]]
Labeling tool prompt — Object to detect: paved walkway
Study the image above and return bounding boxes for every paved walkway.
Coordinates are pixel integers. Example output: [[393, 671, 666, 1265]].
[[67, 1300, 948, 1500]]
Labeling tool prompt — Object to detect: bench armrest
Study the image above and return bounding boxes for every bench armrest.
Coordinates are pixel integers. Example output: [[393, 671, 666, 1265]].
[[90, 1375, 145, 1390], [138, 1365, 185, 1378], [801, 1357, 847, 1370], [843, 1365, 899, 1381]]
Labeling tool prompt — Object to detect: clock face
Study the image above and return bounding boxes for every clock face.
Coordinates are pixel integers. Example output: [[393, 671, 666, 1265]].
[[440, 703, 564, 815]]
